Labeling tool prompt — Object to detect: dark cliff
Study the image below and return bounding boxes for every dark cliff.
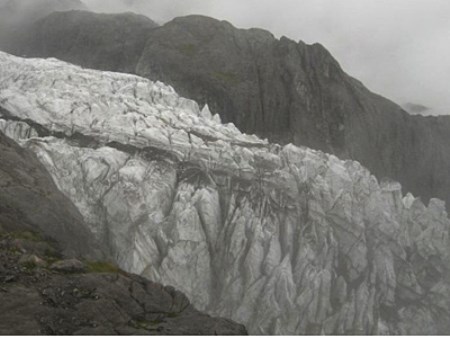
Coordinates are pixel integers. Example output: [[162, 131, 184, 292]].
[[4, 12, 450, 209], [6, 10, 158, 74], [0, 128, 99, 258]]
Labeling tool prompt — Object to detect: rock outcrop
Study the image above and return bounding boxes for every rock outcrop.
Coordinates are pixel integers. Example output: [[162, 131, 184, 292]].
[[1, 52, 450, 334], [0, 230, 246, 335], [0, 126, 99, 259], [4, 12, 450, 211]]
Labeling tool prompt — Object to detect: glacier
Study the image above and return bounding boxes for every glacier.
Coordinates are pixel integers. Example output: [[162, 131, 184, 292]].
[[1, 51, 450, 334]]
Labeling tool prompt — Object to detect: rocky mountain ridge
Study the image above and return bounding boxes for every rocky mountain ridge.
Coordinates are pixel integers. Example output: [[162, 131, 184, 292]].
[[12, 10, 158, 74], [0, 0, 86, 24], [0, 0, 87, 52], [5, 11, 450, 214], [1, 52, 450, 334]]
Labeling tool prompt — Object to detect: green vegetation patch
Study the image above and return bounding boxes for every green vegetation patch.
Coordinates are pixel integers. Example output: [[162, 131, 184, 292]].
[[21, 261, 37, 270], [132, 319, 165, 332], [86, 261, 122, 274], [6, 230, 43, 242]]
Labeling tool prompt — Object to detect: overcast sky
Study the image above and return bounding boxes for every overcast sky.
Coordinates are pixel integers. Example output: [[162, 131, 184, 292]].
[[84, 0, 450, 115]]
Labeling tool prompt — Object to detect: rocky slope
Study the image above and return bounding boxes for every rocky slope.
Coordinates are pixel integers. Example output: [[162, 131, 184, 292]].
[[5, 12, 450, 212], [0, 229, 246, 335], [0, 115, 245, 335], [1, 52, 450, 334]]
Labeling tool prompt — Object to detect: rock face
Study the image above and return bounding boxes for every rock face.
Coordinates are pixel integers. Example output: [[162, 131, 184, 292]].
[[6, 12, 450, 212], [9, 10, 158, 74], [0, 0, 87, 51], [0, 127, 99, 259], [0, 230, 247, 335], [135, 15, 450, 213], [1, 52, 450, 334]]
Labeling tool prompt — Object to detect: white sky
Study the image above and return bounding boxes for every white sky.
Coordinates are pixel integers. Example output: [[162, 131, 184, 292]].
[[85, 0, 450, 114]]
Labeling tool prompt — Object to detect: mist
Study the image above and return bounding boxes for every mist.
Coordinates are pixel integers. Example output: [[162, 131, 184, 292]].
[[84, 0, 450, 115], [0, 0, 87, 24]]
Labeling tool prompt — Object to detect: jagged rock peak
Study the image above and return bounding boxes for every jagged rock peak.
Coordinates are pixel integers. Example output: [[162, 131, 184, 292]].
[[167, 14, 276, 40]]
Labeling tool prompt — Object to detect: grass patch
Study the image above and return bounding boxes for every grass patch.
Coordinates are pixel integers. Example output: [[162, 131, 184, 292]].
[[86, 261, 122, 274], [21, 261, 37, 270], [132, 319, 164, 331], [7, 230, 43, 242], [143, 319, 163, 326], [44, 247, 62, 261], [0, 230, 47, 244]]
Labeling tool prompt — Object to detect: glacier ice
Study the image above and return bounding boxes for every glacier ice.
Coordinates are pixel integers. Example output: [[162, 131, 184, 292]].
[[1, 51, 450, 334]]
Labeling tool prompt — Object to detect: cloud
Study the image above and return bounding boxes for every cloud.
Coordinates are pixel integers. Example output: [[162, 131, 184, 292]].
[[84, 0, 450, 114]]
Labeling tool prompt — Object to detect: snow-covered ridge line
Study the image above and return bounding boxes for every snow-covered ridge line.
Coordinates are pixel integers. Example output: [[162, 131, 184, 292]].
[[1, 52, 450, 335]]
